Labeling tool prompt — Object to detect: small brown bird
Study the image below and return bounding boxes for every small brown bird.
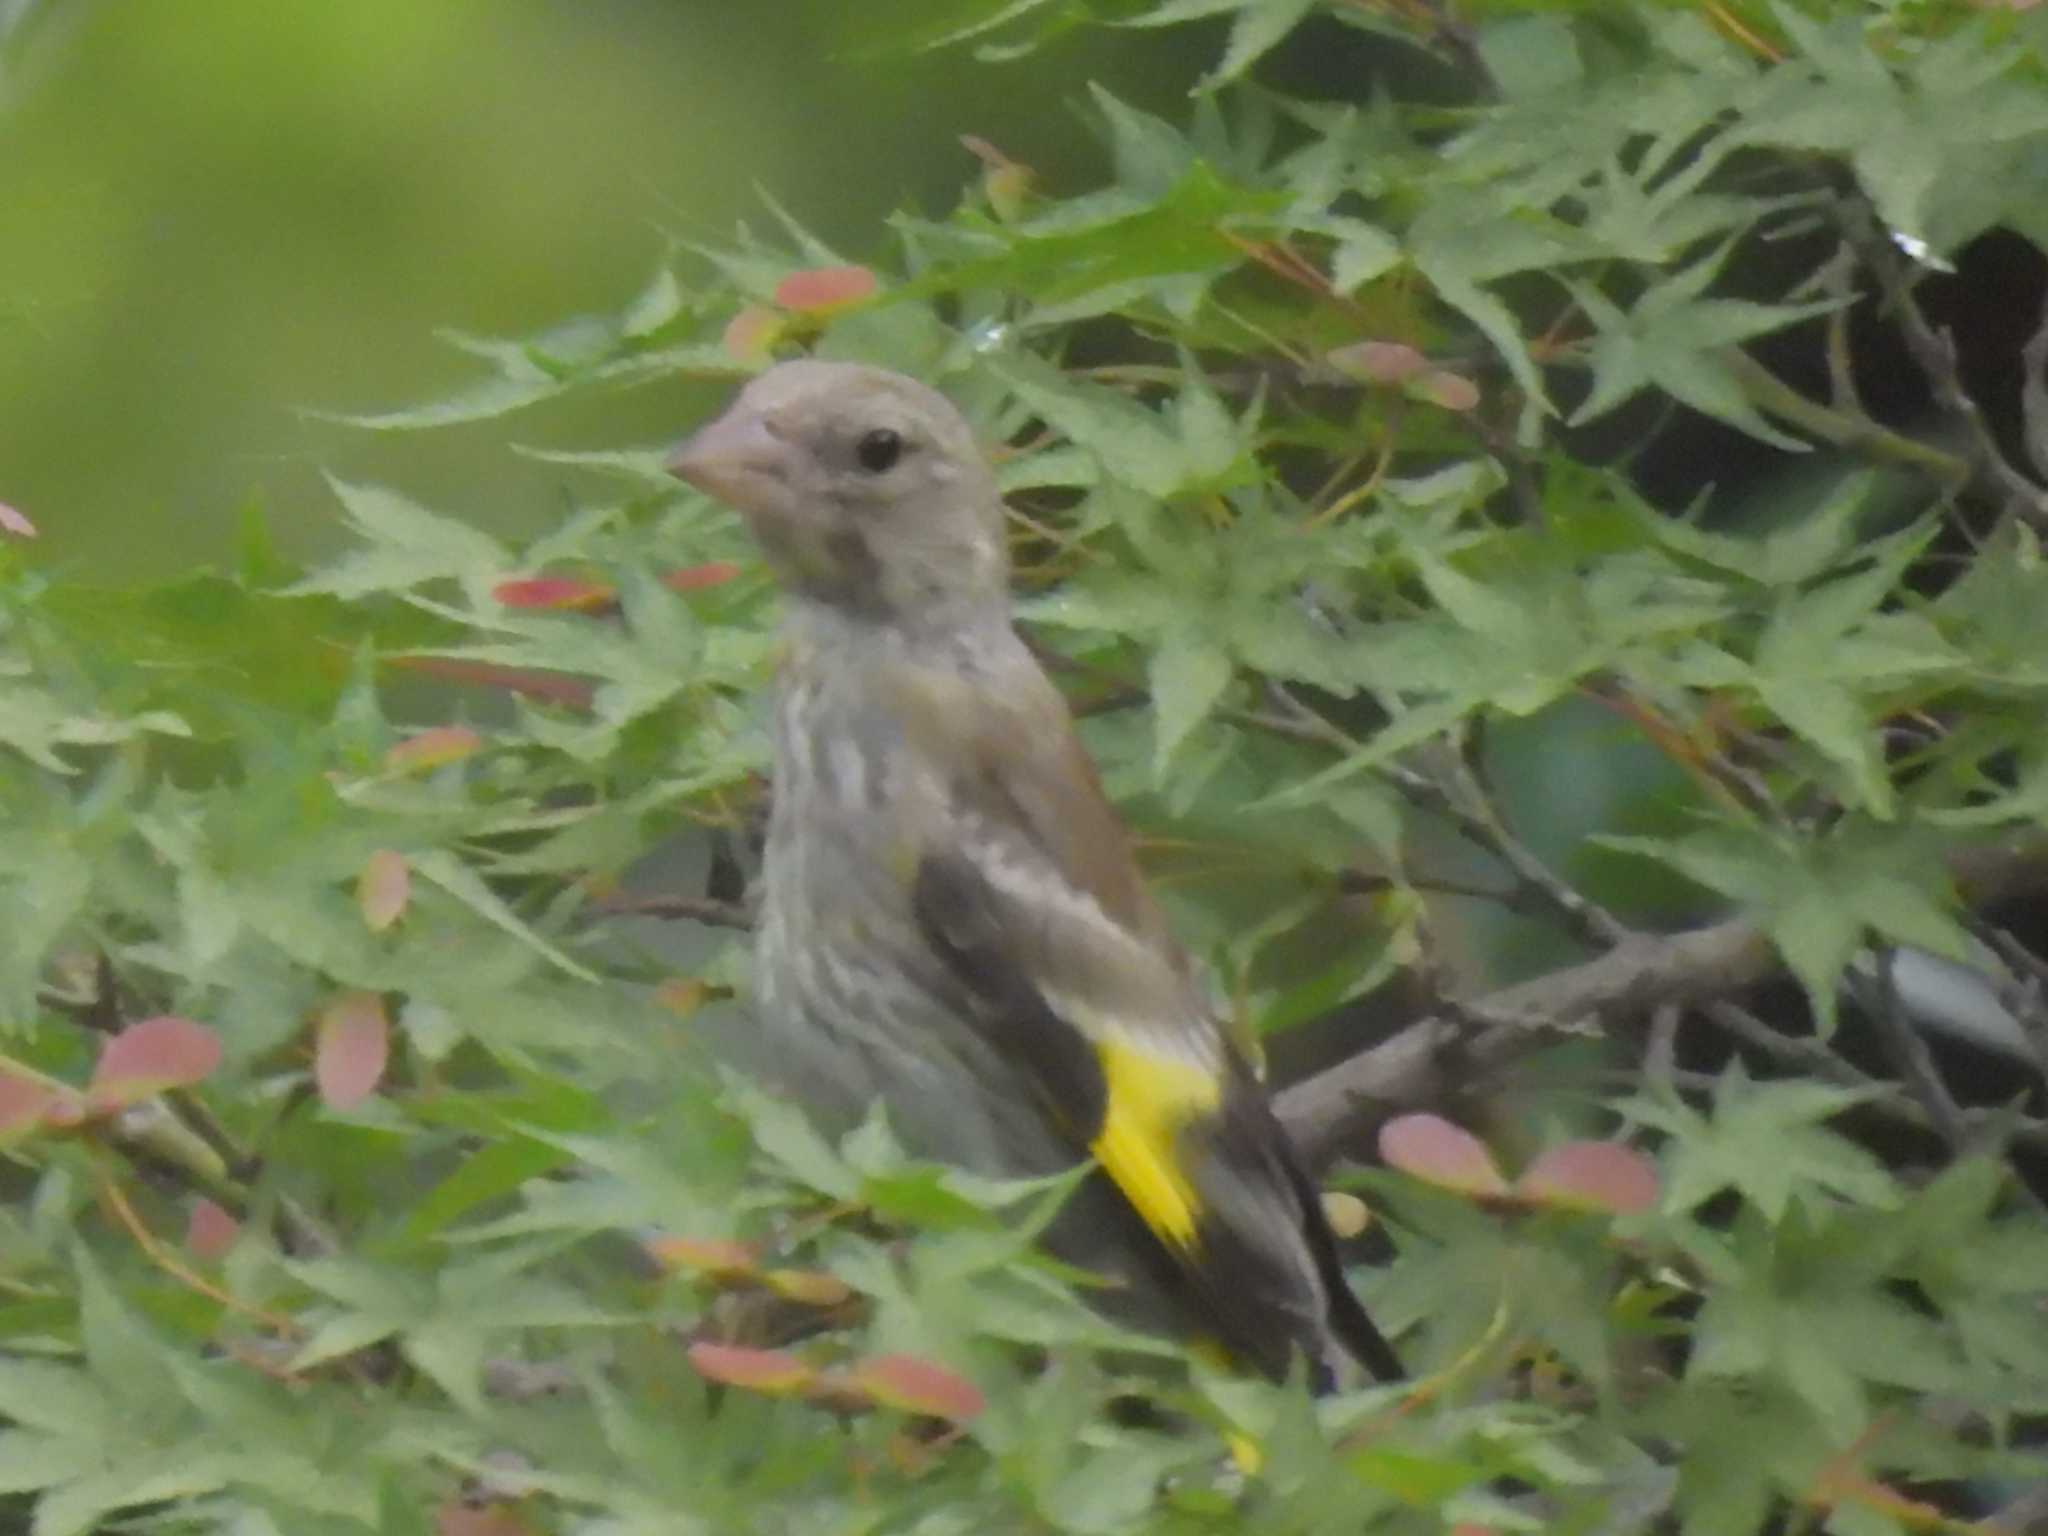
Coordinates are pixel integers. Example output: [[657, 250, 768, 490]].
[[669, 359, 1400, 1387]]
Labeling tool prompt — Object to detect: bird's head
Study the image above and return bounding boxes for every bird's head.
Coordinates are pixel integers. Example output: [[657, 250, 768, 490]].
[[669, 360, 1008, 625]]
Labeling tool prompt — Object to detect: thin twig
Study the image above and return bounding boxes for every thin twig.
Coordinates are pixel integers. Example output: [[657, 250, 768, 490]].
[[593, 892, 754, 930], [1968, 920, 2048, 1078], [94, 1160, 301, 1340], [1851, 204, 2048, 531], [1260, 687, 1597, 936], [1441, 727, 1630, 948], [1858, 947, 1970, 1151], [1704, 999, 1882, 1093], [1817, 244, 1865, 418], [1336, 867, 1530, 910]]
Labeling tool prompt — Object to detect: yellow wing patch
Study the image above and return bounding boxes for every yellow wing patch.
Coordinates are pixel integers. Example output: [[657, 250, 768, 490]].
[[1088, 1037, 1222, 1251]]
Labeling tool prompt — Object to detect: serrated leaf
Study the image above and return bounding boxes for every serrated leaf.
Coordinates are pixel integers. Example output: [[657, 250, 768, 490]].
[[0, 1359, 113, 1437], [991, 356, 1190, 498], [1477, 14, 1583, 99], [620, 264, 684, 339], [1149, 627, 1232, 779], [411, 849, 599, 982], [725, 1078, 859, 1200], [1568, 257, 1833, 450], [291, 479, 507, 598], [1642, 1067, 1897, 1221], [1202, 0, 1318, 89]]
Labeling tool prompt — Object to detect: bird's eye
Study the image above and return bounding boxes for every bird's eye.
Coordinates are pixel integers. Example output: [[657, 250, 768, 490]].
[[855, 428, 904, 474]]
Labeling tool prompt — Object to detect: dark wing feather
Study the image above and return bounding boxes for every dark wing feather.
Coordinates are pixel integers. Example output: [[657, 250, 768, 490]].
[[898, 655, 1401, 1383]]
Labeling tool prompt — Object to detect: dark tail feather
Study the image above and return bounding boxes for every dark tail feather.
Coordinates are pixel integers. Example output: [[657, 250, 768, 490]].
[[1283, 1152, 1404, 1384], [1323, 1262, 1404, 1383]]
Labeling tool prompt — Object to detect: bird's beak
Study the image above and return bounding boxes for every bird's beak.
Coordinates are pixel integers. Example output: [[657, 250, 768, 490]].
[[666, 405, 782, 509]]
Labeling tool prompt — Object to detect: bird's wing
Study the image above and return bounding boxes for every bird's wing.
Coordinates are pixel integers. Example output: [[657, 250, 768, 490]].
[[886, 656, 1401, 1383]]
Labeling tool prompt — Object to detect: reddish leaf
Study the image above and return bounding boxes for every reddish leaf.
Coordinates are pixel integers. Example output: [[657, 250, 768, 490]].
[[315, 991, 389, 1110], [645, 1235, 760, 1280], [389, 657, 596, 710], [959, 134, 1017, 170], [985, 164, 1034, 221], [1378, 1113, 1510, 1198], [653, 977, 711, 1017], [358, 849, 410, 932], [491, 576, 618, 613], [386, 726, 483, 774], [661, 561, 743, 593], [722, 304, 784, 364], [962, 135, 1034, 221], [1515, 1141, 1660, 1214], [0, 500, 36, 538], [687, 1340, 814, 1395], [88, 1016, 223, 1113], [847, 1353, 985, 1423], [0, 1061, 75, 1144], [186, 1197, 241, 1261], [772, 265, 878, 315], [1327, 340, 1428, 384], [1410, 368, 1481, 412], [763, 1268, 853, 1307]]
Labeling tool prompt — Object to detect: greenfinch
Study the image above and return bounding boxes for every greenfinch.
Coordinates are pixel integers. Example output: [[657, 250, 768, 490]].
[[669, 360, 1400, 1386]]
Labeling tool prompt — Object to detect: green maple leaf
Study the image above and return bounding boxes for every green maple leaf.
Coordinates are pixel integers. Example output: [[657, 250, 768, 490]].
[[1626, 1066, 1899, 1222]]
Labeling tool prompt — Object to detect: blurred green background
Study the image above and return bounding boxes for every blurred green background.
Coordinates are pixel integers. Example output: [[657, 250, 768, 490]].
[[0, 0, 1200, 578]]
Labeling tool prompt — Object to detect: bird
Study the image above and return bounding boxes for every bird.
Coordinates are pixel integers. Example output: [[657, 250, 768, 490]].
[[667, 358, 1401, 1389]]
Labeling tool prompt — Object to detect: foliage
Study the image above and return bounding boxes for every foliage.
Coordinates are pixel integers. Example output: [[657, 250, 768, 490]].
[[6, 1, 2048, 1532]]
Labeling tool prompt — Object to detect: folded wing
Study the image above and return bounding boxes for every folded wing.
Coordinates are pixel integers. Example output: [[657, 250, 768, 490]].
[[893, 656, 1401, 1384]]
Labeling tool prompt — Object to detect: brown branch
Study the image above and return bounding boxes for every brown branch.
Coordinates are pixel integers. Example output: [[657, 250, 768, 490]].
[[1276, 832, 2048, 1163], [1860, 948, 1970, 1152]]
